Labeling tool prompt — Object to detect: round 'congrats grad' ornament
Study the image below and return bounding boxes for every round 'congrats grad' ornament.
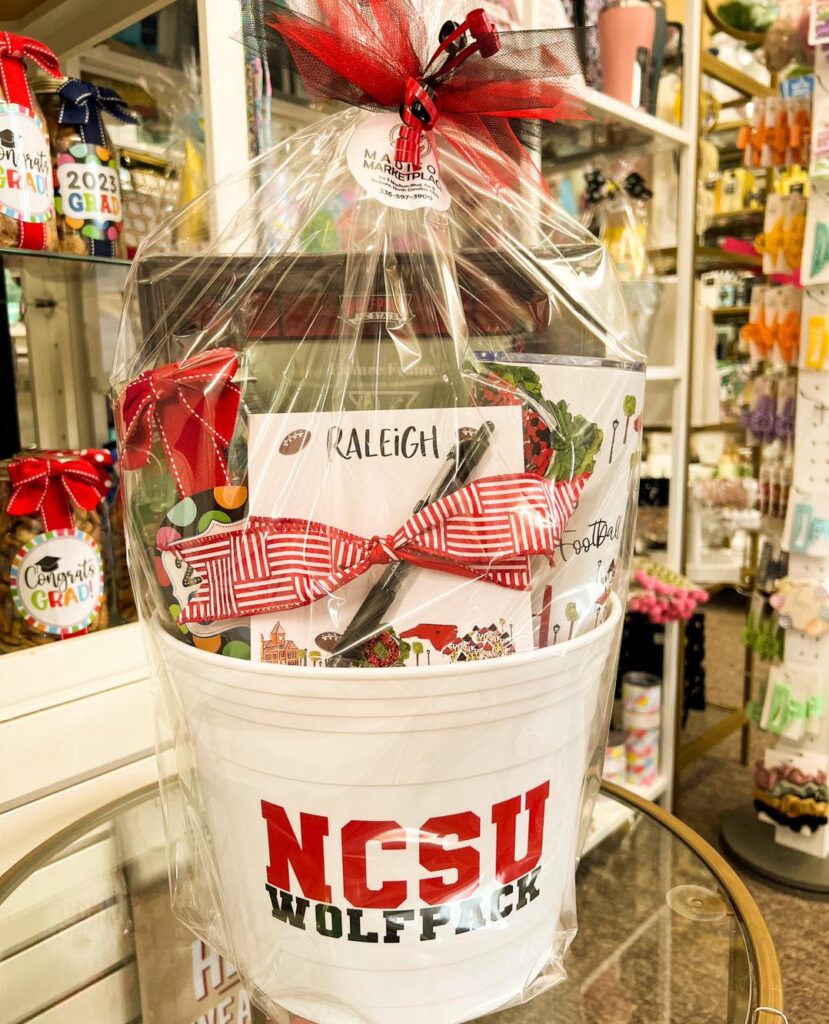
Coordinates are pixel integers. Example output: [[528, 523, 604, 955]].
[[10, 529, 104, 636]]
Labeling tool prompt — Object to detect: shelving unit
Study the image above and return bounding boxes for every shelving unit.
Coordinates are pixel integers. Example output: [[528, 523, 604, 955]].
[[543, 84, 692, 168], [539, 0, 703, 813], [671, 1, 784, 784], [7, 0, 176, 61], [651, 245, 763, 273], [646, 365, 684, 382], [637, 0, 701, 810], [582, 777, 670, 855], [712, 305, 751, 320], [0, 624, 154, 875], [580, 87, 693, 148], [583, 793, 636, 853], [700, 52, 776, 99]]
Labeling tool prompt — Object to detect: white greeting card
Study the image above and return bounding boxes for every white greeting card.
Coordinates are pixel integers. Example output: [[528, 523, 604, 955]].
[[811, 89, 829, 181], [247, 406, 531, 666]]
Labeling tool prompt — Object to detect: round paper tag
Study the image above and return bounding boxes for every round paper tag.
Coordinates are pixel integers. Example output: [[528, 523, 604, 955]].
[[0, 103, 54, 223], [346, 112, 451, 212], [11, 530, 104, 636]]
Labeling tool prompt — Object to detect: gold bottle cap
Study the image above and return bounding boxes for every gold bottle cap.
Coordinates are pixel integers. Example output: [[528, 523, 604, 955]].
[[29, 72, 68, 95]]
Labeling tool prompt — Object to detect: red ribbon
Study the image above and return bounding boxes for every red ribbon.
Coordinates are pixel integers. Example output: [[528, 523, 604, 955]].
[[7, 456, 108, 532], [114, 349, 242, 497], [264, 1, 588, 191], [0, 33, 62, 251], [44, 447, 116, 488], [395, 9, 503, 168], [0, 33, 61, 114], [167, 471, 587, 624]]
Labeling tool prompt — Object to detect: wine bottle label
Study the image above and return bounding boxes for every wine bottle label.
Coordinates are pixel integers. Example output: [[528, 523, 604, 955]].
[[346, 112, 451, 212], [11, 529, 104, 636], [0, 103, 53, 223]]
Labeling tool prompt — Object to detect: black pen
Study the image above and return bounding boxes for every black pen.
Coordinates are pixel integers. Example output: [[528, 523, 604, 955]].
[[329, 420, 495, 666]]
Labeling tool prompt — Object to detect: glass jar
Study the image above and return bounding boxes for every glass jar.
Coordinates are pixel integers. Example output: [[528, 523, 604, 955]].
[[0, 81, 57, 250], [34, 76, 128, 259], [0, 454, 110, 652]]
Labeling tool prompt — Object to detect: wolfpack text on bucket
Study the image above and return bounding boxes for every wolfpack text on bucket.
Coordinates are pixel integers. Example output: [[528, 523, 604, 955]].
[[261, 781, 549, 943]]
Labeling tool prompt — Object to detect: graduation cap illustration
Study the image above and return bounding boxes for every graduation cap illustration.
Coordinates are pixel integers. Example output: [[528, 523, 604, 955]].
[[0, 129, 21, 148], [36, 555, 61, 573]]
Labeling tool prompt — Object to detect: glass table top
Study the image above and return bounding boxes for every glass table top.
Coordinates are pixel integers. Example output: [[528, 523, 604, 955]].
[[0, 784, 778, 1024]]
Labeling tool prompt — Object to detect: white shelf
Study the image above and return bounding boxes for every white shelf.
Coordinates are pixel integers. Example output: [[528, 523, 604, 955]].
[[583, 776, 669, 854], [578, 88, 692, 150], [0, 624, 146, 716], [686, 557, 743, 588], [9, 0, 170, 60], [646, 365, 683, 382], [545, 88, 692, 168], [583, 794, 636, 854]]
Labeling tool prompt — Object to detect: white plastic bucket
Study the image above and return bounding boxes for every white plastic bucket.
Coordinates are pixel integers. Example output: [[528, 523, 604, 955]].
[[156, 595, 621, 1024]]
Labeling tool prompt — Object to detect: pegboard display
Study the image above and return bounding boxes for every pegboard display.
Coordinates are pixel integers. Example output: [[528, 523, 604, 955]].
[[792, 371, 829, 489], [756, 63, 829, 861], [774, 361, 829, 856], [784, 627, 829, 668], [788, 551, 829, 578], [785, 486, 829, 556]]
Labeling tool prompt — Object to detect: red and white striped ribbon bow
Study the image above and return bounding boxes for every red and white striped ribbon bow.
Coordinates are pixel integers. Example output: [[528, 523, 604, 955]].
[[167, 472, 587, 625]]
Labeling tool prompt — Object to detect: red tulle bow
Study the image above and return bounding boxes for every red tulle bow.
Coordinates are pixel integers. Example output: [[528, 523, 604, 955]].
[[167, 471, 588, 624], [7, 456, 108, 532], [115, 349, 241, 497], [0, 33, 62, 115], [264, 1, 588, 190]]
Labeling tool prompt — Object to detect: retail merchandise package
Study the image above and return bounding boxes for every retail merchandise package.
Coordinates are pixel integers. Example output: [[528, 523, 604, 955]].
[[111, 4, 645, 1022]]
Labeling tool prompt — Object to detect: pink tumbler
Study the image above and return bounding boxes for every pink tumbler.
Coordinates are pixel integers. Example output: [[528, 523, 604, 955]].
[[598, 0, 657, 108]]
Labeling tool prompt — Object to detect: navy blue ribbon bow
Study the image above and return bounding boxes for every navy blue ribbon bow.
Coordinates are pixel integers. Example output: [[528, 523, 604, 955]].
[[58, 78, 138, 148]]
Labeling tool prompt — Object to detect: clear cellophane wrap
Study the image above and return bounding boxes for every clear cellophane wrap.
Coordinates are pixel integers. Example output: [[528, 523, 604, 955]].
[[112, 4, 645, 1021]]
